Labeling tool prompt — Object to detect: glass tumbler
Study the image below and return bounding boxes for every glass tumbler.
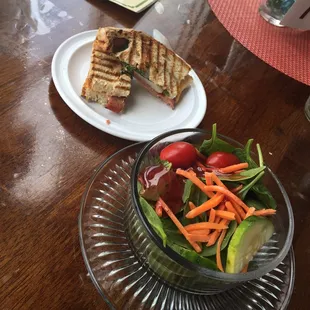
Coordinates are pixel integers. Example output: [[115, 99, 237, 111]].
[[259, 0, 295, 27], [305, 95, 310, 122]]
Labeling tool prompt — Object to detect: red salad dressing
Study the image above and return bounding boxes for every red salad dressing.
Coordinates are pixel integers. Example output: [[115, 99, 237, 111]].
[[139, 165, 184, 215]]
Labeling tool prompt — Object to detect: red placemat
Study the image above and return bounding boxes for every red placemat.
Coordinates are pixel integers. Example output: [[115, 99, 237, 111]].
[[208, 0, 310, 86]]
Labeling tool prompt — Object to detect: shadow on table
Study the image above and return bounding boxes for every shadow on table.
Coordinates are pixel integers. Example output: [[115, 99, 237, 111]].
[[48, 80, 132, 154]]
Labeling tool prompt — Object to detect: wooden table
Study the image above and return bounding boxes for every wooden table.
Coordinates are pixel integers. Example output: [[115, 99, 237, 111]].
[[0, 0, 309, 309]]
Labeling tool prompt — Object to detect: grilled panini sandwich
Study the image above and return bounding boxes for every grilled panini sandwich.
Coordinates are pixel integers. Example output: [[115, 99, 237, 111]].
[[96, 27, 193, 109], [81, 39, 131, 113]]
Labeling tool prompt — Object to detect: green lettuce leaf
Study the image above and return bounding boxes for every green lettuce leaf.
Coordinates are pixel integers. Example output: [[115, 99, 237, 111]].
[[237, 171, 265, 200], [139, 197, 167, 246], [244, 198, 266, 210], [218, 166, 265, 182], [199, 124, 235, 156], [251, 183, 277, 209]]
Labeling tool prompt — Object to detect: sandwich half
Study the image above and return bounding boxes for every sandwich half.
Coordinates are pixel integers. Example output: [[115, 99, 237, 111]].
[[96, 27, 193, 109], [81, 38, 131, 113]]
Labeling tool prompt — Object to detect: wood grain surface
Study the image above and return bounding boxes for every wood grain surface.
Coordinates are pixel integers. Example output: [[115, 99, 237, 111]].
[[0, 0, 309, 309]]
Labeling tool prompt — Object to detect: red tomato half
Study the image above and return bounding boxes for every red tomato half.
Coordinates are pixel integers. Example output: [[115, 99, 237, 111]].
[[160, 142, 196, 169], [206, 151, 240, 168]]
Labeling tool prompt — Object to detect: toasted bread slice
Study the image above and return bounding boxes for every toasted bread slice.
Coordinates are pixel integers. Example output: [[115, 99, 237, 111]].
[[96, 27, 193, 108], [81, 39, 132, 113]]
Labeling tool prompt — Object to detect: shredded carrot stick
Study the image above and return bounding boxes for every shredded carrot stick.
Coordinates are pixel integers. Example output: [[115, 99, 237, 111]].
[[214, 202, 226, 223], [195, 148, 207, 161], [207, 230, 221, 246], [158, 197, 201, 253], [189, 229, 211, 235], [216, 228, 227, 272], [233, 170, 245, 174], [210, 174, 244, 221], [205, 172, 213, 186], [205, 172, 215, 197], [176, 169, 214, 198], [254, 209, 277, 216], [231, 184, 243, 193], [188, 201, 196, 211], [230, 200, 246, 219], [155, 200, 163, 217], [203, 185, 249, 212], [209, 208, 216, 223], [245, 207, 256, 219], [219, 163, 249, 174], [218, 203, 226, 211], [210, 172, 226, 188], [215, 210, 236, 221], [188, 234, 211, 242], [207, 219, 229, 246], [189, 201, 207, 221], [186, 192, 224, 219], [241, 264, 249, 273], [225, 201, 242, 224], [184, 222, 229, 232]]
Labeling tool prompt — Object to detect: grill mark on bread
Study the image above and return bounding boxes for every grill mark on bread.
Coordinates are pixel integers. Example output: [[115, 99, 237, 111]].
[[91, 60, 114, 70], [92, 66, 120, 77], [163, 46, 167, 90], [91, 73, 115, 82], [150, 37, 153, 68], [92, 54, 120, 65], [136, 32, 142, 69], [140, 34, 144, 71], [114, 85, 131, 91], [170, 53, 175, 95], [128, 30, 135, 66], [143, 36, 152, 70], [156, 40, 160, 80]]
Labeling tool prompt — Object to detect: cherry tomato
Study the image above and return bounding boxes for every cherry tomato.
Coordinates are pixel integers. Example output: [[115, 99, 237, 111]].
[[206, 151, 240, 168], [160, 142, 196, 169]]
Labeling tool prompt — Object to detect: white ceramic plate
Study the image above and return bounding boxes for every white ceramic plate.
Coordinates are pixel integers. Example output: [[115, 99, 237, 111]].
[[51, 30, 207, 142]]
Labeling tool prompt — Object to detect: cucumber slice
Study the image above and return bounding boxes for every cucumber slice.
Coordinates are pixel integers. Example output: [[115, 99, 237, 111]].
[[226, 216, 274, 273]]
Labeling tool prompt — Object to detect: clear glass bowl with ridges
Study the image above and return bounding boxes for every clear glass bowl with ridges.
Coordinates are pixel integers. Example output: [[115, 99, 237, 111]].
[[79, 141, 295, 309]]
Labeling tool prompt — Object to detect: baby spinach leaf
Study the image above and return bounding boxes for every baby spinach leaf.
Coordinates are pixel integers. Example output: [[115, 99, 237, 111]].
[[168, 243, 218, 270], [244, 198, 266, 210], [137, 181, 142, 193], [200, 221, 237, 257], [233, 139, 258, 169], [238, 171, 265, 200], [139, 197, 167, 246], [162, 219, 192, 249], [251, 183, 277, 209], [180, 179, 209, 225], [192, 188, 208, 222], [181, 202, 199, 226], [256, 143, 264, 167], [244, 139, 259, 169], [199, 124, 235, 156], [182, 180, 208, 224], [182, 180, 193, 203], [218, 166, 265, 182]]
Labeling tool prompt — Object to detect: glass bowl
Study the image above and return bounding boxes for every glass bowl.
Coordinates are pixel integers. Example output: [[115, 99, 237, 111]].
[[128, 129, 294, 295]]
